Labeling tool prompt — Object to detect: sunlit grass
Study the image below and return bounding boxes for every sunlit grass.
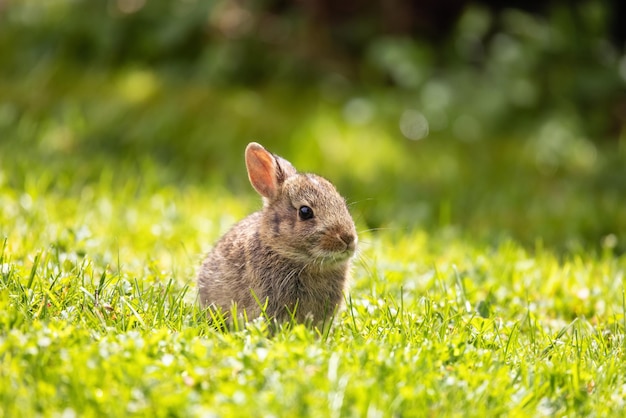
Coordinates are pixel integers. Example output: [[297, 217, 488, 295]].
[[2, 1, 625, 414], [1, 150, 625, 416]]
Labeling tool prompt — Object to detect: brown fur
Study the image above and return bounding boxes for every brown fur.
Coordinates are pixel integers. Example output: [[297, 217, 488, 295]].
[[198, 143, 357, 325]]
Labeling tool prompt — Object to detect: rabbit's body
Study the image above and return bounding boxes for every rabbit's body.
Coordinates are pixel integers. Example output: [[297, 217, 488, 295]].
[[198, 143, 357, 325]]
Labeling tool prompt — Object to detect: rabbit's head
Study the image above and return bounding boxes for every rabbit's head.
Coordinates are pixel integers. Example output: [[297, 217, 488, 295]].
[[245, 142, 357, 266]]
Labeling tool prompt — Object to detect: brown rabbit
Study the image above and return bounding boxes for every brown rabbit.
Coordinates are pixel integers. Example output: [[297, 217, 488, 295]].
[[198, 142, 357, 326]]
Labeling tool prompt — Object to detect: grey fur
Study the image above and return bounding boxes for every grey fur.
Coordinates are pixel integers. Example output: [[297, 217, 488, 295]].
[[197, 142, 357, 325]]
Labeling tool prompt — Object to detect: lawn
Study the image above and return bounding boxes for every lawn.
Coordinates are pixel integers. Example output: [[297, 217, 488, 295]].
[[1, 97, 625, 415], [2, 1, 626, 416]]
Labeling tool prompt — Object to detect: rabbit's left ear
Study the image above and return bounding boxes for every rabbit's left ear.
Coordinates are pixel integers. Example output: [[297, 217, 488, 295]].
[[245, 142, 296, 200]]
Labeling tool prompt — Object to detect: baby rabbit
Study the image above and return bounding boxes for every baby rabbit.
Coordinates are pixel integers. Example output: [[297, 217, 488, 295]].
[[198, 142, 357, 326]]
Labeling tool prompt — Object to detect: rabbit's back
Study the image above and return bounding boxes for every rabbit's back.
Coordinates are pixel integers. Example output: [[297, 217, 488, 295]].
[[197, 212, 263, 318]]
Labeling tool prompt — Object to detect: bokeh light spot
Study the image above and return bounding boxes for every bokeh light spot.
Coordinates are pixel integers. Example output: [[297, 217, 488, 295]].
[[344, 98, 374, 126], [116, 69, 158, 104], [117, 0, 145, 15], [400, 110, 429, 141]]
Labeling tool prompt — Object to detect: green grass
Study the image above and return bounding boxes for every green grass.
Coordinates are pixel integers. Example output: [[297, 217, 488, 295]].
[[2, 2, 625, 415], [1, 148, 625, 417]]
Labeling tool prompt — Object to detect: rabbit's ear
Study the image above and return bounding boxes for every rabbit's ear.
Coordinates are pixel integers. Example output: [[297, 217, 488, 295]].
[[245, 143, 296, 200]]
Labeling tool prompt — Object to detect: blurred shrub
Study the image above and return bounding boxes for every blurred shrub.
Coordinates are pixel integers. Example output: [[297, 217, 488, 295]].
[[0, 1, 211, 71], [0, 0, 624, 251], [2, 0, 622, 140]]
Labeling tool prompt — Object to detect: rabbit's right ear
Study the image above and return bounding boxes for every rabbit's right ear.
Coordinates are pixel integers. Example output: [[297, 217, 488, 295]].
[[245, 143, 296, 200]]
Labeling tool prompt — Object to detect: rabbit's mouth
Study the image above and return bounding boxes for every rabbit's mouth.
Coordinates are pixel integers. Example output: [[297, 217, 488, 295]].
[[315, 230, 357, 254]]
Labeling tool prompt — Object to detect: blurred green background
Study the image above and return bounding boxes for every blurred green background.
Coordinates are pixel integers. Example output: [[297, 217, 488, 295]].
[[1, 0, 625, 253]]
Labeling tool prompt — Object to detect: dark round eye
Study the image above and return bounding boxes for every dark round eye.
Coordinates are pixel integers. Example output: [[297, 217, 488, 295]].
[[298, 205, 314, 220]]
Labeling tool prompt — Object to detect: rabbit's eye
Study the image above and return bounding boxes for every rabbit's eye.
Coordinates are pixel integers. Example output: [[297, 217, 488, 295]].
[[298, 205, 314, 220]]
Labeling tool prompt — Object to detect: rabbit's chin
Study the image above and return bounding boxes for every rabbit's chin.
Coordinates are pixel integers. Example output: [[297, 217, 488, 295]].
[[311, 249, 355, 266]]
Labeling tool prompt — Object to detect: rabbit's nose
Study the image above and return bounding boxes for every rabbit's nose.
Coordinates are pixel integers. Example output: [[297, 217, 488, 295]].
[[339, 232, 357, 252]]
